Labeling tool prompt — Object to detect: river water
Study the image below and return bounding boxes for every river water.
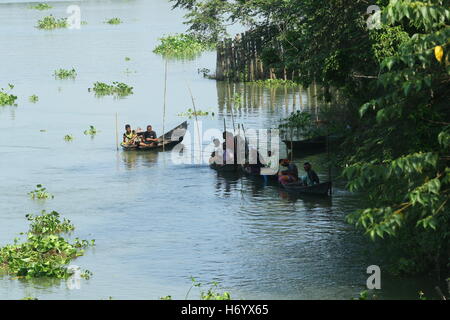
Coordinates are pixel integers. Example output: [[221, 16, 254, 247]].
[[0, 0, 437, 300]]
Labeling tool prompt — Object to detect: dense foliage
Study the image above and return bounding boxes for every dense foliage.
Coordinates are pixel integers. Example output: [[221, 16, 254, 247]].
[[173, 0, 450, 277]]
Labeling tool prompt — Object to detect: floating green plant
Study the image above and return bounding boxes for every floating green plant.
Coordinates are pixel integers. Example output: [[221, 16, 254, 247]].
[[26, 210, 74, 235], [105, 17, 122, 25], [36, 15, 68, 30], [153, 34, 214, 59], [28, 184, 54, 200], [252, 79, 299, 87], [0, 84, 18, 106], [177, 108, 213, 119], [29, 95, 39, 103], [84, 125, 98, 136], [125, 57, 131, 61], [64, 134, 74, 141], [29, 3, 52, 10], [54, 68, 77, 79], [90, 81, 133, 97], [0, 210, 94, 279]]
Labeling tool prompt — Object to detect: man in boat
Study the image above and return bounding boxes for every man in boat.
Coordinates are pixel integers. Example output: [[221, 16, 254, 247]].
[[277, 159, 299, 185], [209, 138, 223, 165], [139, 125, 159, 147], [121, 124, 138, 146], [301, 162, 320, 186]]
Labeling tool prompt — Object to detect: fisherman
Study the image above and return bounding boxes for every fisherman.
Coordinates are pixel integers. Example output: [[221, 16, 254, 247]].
[[209, 138, 223, 165], [122, 124, 137, 146], [301, 162, 320, 186], [277, 159, 299, 185], [139, 125, 158, 147]]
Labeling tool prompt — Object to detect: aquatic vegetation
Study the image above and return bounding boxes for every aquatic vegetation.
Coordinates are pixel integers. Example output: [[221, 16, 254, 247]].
[[125, 57, 131, 61], [90, 82, 133, 97], [84, 126, 98, 136], [153, 34, 214, 59], [105, 18, 122, 25], [177, 108, 213, 119], [26, 210, 74, 235], [252, 79, 298, 87], [0, 84, 18, 106], [29, 95, 39, 103], [29, 3, 52, 10], [36, 15, 68, 30], [0, 211, 94, 279], [28, 184, 54, 200], [64, 134, 74, 142], [54, 68, 77, 79]]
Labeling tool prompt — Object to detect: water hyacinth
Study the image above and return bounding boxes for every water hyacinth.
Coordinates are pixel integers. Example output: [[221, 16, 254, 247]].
[[105, 17, 122, 25], [29, 95, 39, 103], [54, 68, 77, 79], [36, 15, 68, 30], [153, 34, 214, 59], [0, 211, 94, 279], [90, 81, 133, 97], [29, 3, 52, 10], [0, 84, 17, 106]]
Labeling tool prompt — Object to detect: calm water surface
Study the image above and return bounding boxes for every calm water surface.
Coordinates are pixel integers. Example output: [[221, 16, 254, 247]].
[[0, 0, 436, 299]]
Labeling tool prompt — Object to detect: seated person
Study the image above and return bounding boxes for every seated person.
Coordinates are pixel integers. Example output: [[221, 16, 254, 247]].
[[139, 125, 158, 147], [209, 139, 223, 165], [277, 159, 299, 185], [121, 124, 137, 146], [302, 162, 320, 186]]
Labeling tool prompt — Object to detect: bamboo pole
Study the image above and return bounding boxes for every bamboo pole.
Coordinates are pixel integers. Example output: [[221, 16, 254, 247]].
[[187, 85, 202, 163], [115, 112, 119, 151], [162, 60, 168, 152]]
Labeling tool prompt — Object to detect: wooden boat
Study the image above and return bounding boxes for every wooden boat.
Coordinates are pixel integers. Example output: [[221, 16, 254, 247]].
[[121, 121, 188, 151], [283, 136, 326, 150], [281, 181, 332, 196]]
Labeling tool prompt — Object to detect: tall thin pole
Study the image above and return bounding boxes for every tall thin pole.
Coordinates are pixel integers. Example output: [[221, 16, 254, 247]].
[[162, 61, 168, 153], [327, 132, 332, 196], [187, 85, 202, 162], [227, 83, 236, 132], [115, 112, 119, 151]]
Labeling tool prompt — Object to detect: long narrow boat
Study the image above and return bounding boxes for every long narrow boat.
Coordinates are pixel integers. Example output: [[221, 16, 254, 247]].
[[281, 181, 331, 196], [121, 121, 188, 151]]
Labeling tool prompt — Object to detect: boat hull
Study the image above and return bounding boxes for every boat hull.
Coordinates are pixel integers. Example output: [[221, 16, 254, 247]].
[[282, 181, 331, 196]]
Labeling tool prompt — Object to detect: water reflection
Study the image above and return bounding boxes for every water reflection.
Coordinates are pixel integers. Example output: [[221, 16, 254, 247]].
[[121, 150, 159, 170]]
